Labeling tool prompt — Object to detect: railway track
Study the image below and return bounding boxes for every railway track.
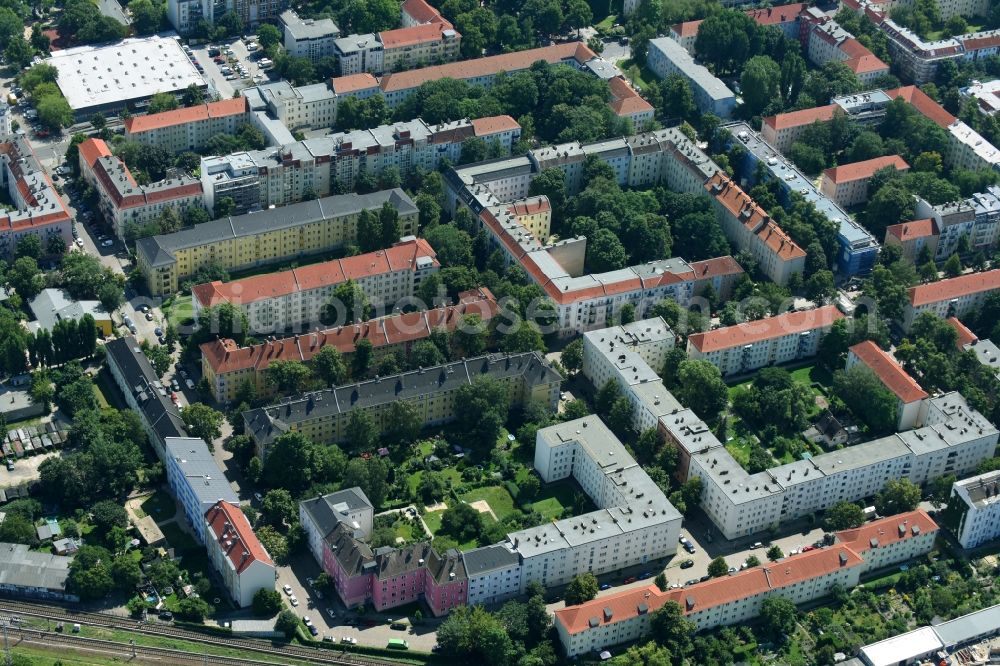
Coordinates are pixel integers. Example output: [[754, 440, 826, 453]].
[[0, 597, 407, 666]]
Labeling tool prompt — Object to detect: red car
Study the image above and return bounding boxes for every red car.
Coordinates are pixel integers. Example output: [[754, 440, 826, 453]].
[[802, 545, 816, 552], [623, 576, 637, 584]]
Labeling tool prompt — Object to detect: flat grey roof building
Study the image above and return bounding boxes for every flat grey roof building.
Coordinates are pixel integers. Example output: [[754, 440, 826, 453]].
[[300, 488, 373, 537], [164, 436, 239, 508], [0, 542, 76, 601], [280, 9, 340, 41]]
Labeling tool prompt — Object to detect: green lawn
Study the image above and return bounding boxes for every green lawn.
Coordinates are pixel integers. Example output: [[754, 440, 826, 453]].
[[91, 382, 110, 409], [789, 364, 834, 391], [423, 509, 490, 551], [405, 467, 462, 496], [529, 481, 579, 521], [617, 58, 655, 90], [725, 438, 753, 468], [163, 294, 194, 328], [596, 13, 617, 30], [423, 509, 443, 534], [460, 485, 516, 521], [159, 521, 198, 554]]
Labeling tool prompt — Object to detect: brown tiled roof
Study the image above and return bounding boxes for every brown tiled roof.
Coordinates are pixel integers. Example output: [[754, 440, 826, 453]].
[[947, 317, 978, 349], [379, 22, 456, 50], [608, 76, 654, 118], [470, 115, 521, 136], [124, 97, 247, 134], [205, 501, 273, 573], [706, 173, 805, 261], [401, 0, 445, 24], [908, 269, 1000, 307], [848, 340, 927, 403], [835, 510, 938, 553], [688, 305, 844, 353], [78, 138, 112, 167], [823, 155, 909, 184], [885, 218, 937, 242], [885, 86, 956, 128], [331, 73, 380, 94], [762, 105, 838, 131]]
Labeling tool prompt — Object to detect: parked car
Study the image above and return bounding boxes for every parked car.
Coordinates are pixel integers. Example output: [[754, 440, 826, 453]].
[[679, 559, 694, 568], [622, 576, 637, 584], [683, 542, 696, 554], [341, 637, 357, 645], [75, 238, 84, 247], [599, 583, 611, 590], [290, 595, 299, 607], [185, 378, 195, 390], [101, 239, 114, 247], [308, 625, 319, 636], [145, 312, 154, 321], [282, 584, 293, 595], [154, 327, 163, 337]]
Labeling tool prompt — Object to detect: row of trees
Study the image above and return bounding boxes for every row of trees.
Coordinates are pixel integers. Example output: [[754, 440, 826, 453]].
[[16, 64, 73, 129]]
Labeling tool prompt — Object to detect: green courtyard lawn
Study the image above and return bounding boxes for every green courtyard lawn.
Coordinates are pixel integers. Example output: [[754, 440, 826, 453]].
[[596, 14, 617, 31], [162, 294, 194, 328], [617, 59, 654, 91], [460, 485, 516, 521], [405, 467, 462, 496], [725, 436, 753, 468], [529, 481, 580, 521]]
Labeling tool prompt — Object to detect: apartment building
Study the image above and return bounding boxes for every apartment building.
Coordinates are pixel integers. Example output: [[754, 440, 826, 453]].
[[902, 269, 1000, 330], [915, 188, 1000, 261], [512, 416, 682, 591], [446, 128, 744, 335], [671, 391, 996, 539], [252, 81, 337, 131], [762, 105, 841, 153], [820, 155, 910, 207], [401, 0, 447, 26], [686, 305, 845, 377], [77, 138, 204, 240], [299, 488, 373, 564], [705, 172, 806, 285], [191, 238, 439, 333], [884, 218, 939, 262], [582, 318, 682, 434], [243, 352, 561, 456], [949, 317, 1000, 378], [607, 76, 655, 129], [104, 336, 186, 461], [726, 122, 880, 277], [646, 37, 736, 118], [0, 136, 73, 261], [333, 20, 459, 77], [136, 188, 417, 296], [950, 470, 1000, 548], [801, 9, 889, 86], [846, 341, 928, 431], [164, 437, 240, 544], [669, 3, 807, 53], [555, 510, 937, 656], [200, 115, 519, 209], [462, 544, 523, 607], [123, 98, 250, 152], [960, 78, 1000, 115], [167, 0, 286, 34], [280, 10, 340, 62], [204, 500, 275, 608], [199, 288, 498, 403]]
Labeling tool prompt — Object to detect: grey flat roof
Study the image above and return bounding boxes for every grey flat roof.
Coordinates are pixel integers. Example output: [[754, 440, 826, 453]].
[[300, 488, 373, 537], [462, 544, 520, 576], [137, 189, 416, 268], [648, 37, 735, 102], [933, 602, 1000, 647], [165, 437, 239, 507], [280, 9, 339, 40], [0, 542, 72, 593]]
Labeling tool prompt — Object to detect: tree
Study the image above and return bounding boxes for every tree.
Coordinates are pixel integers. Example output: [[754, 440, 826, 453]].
[[256, 23, 281, 49], [275, 609, 300, 637], [674, 360, 728, 423], [346, 409, 378, 451], [707, 556, 729, 578], [833, 365, 899, 434], [176, 597, 212, 622], [875, 478, 921, 516], [128, 0, 164, 34], [824, 501, 865, 530], [252, 588, 283, 617], [436, 605, 514, 666], [806, 270, 836, 303], [865, 181, 916, 239], [311, 346, 347, 386], [587, 228, 628, 272], [649, 600, 694, 658], [746, 554, 761, 567], [564, 572, 599, 605], [8, 256, 42, 299], [47, 234, 66, 257], [15, 235, 42, 260], [147, 93, 179, 116], [265, 359, 312, 395], [90, 500, 128, 533], [561, 338, 583, 373], [944, 252, 963, 277], [741, 56, 781, 117], [766, 544, 784, 561], [439, 502, 483, 544], [454, 376, 509, 452], [182, 403, 223, 445], [261, 488, 296, 528], [4, 36, 34, 69], [385, 400, 422, 443], [37, 94, 73, 130], [760, 596, 797, 640], [67, 545, 114, 600], [654, 573, 668, 592]]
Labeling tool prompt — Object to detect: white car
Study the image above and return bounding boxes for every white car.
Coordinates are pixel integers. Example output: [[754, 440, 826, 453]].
[[283, 584, 293, 596], [306, 577, 315, 587], [75, 238, 84, 247], [289, 595, 299, 607], [302, 616, 312, 626], [185, 378, 195, 390], [101, 239, 114, 247], [341, 637, 357, 645]]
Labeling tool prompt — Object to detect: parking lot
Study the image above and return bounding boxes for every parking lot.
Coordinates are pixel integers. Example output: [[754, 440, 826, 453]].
[[187, 38, 270, 100]]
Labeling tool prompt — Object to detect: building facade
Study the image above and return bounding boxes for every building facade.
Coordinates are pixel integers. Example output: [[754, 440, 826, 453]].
[[0, 136, 72, 261], [820, 155, 910, 207], [280, 10, 340, 62], [646, 37, 736, 118], [204, 501, 275, 608], [884, 218, 939, 262], [902, 269, 1000, 331], [123, 98, 250, 153], [243, 352, 562, 456], [191, 238, 439, 333], [686, 306, 845, 376], [846, 341, 928, 431], [951, 470, 1000, 549], [136, 189, 418, 297], [299, 488, 374, 564], [164, 437, 240, 544]]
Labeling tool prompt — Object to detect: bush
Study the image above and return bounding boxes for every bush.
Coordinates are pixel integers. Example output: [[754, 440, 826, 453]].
[[252, 588, 282, 617]]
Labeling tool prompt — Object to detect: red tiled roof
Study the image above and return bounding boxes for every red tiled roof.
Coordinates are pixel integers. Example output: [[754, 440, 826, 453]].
[[205, 501, 273, 573], [401, 0, 445, 24], [608, 76, 655, 118], [744, 3, 808, 25], [962, 33, 1000, 52], [555, 544, 864, 635], [688, 305, 844, 353], [885, 86, 956, 128], [835, 510, 938, 553], [379, 21, 456, 50], [331, 73, 379, 94], [947, 317, 978, 349], [763, 105, 838, 131], [908, 269, 1000, 307], [690, 256, 744, 280], [201, 288, 498, 375], [124, 97, 247, 134], [848, 340, 927, 403], [470, 115, 520, 137], [508, 197, 550, 217], [193, 239, 438, 309], [845, 53, 889, 75], [671, 20, 703, 37], [78, 138, 112, 168], [885, 218, 937, 242], [706, 173, 805, 261], [380, 42, 596, 93], [823, 155, 909, 184]]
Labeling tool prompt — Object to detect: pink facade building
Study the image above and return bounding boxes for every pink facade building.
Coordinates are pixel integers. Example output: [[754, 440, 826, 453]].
[[321, 523, 467, 616]]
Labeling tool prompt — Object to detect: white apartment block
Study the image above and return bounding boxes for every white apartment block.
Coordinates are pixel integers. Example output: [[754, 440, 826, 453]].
[[646, 37, 736, 118], [250, 81, 337, 131], [686, 305, 845, 377], [555, 510, 937, 657], [202, 116, 520, 213], [191, 238, 439, 333], [462, 544, 523, 607], [951, 470, 1000, 549], [509, 416, 682, 591], [299, 488, 374, 565], [334, 23, 459, 77], [204, 501, 275, 609], [582, 318, 681, 434], [446, 128, 742, 336], [705, 172, 806, 286], [667, 392, 997, 539], [902, 268, 1000, 331], [280, 10, 340, 62]]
